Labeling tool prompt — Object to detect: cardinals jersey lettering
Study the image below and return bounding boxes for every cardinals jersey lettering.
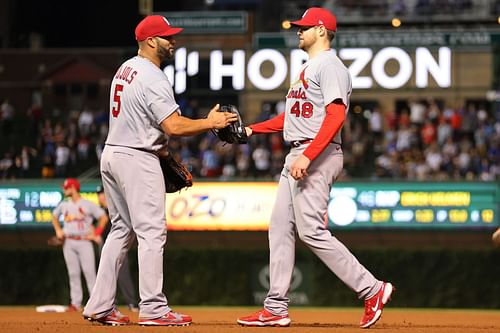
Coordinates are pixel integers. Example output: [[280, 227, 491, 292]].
[[52, 199, 106, 237], [106, 56, 181, 151], [284, 50, 352, 143]]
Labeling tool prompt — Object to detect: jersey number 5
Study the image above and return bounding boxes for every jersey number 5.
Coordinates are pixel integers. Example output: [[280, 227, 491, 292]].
[[290, 101, 314, 118], [111, 84, 124, 118]]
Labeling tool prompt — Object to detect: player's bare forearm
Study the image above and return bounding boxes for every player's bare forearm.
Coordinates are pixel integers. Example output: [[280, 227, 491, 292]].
[[51, 217, 64, 239], [161, 105, 237, 136], [94, 215, 109, 237]]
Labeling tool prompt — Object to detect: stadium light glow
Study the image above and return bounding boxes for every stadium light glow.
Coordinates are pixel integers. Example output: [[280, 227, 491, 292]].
[[391, 17, 401, 28], [282, 20, 291, 29]]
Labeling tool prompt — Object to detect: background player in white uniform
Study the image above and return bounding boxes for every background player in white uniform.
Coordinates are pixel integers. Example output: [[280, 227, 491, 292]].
[[51, 178, 107, 312], [237, 8, 393, 329], [82, 15, 237, 326]]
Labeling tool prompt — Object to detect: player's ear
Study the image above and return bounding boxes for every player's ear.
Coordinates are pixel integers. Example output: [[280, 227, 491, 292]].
[[145, 37, 157, 49], [317, 25, 327, 37]]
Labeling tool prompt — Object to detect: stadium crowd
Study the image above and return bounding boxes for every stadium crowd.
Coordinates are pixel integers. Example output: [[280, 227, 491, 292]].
[[1, 97, 499, 181]]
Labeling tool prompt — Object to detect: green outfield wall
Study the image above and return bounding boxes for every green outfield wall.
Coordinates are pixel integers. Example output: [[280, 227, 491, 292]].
[[0, 248, 499, 308]]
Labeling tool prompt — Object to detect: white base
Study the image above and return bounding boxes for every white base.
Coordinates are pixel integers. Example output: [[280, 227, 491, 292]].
[[35, 305, 68, 313]]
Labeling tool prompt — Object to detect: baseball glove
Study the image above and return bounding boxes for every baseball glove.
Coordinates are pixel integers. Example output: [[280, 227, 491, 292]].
[[159, 151, 193, 193], [47, 236, 64, 247], [212, 104, 248, 144]]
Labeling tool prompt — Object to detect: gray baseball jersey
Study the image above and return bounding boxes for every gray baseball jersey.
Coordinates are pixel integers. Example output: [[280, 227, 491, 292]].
[[84, 55, 179, 320], [263, 49, 381, 316], [52, 198, 104, 308], [284, 50, 351, 143], [53, 198, 105, 236], [105, 56, 180, 151]]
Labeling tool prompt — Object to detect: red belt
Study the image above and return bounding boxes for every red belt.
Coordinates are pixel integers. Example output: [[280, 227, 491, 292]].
[[66, 236, 85, 240], [290, 139, 341, 147]]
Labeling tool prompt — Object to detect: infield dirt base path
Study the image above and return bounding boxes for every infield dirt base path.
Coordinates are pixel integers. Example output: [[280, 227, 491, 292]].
[[1, 306, 499, 333]]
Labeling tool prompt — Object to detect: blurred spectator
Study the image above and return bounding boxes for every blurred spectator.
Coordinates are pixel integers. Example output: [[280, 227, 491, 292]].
[[77, 137, 91, 161], [396, 124, 412, 151], [1, 99, 15, 140], [0, 152, 14, 179], [20, 146, 37, 177], [252, 143, 271, 178], [392, 0, 406, 15], [26, 102, 43, 144], [54, 142, 70, 177], [437, 117, 453, 146], [409, 98, 426, 128], [1, 95, 499, 182], [275, 100, 285, 115], [425, 143, 443, 173], [369, 107, 383, 139], [199, 137, 221, 177], [421, 119, 437, 146], [450, 107, 463, 140], [78, 108, 94, 137]]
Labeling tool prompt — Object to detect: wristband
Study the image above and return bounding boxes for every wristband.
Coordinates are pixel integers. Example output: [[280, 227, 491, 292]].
[[95, 226, 104, 236]]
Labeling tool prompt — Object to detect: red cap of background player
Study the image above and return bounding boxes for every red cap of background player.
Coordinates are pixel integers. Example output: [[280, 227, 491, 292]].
[[135, 15, 183, 41], [63, 178, 80, 192], [291, 7, 337, 31]]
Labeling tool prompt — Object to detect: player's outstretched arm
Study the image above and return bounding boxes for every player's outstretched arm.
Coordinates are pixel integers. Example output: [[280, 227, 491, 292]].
[[161, 104, 237, 136], [248, 112, 285, 134]]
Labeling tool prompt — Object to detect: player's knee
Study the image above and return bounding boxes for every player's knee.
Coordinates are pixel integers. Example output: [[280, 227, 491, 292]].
[[297, 229, 317, 245]]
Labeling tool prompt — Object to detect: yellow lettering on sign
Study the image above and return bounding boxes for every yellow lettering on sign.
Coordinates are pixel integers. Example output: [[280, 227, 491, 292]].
[[482, 210, 494, 223], [401, 192, 470, 206], [401, 192, 429, 206], [371, 209, 390, 223], [35, 209, 53, 223], [415, 210, 434, 223], [449, 209, 467, 223]]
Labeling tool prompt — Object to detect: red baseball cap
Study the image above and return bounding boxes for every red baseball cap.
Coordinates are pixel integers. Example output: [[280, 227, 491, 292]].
[[135, 15, 183, 41], [63, 178, 80, 192], [291, 7, 337, 31]]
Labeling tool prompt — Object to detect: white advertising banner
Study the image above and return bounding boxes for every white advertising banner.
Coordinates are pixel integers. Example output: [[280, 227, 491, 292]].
[[165, 182, 277, 230]]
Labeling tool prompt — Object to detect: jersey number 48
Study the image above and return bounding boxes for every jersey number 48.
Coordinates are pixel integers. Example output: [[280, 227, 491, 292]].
[[290, 101, 314, 118]]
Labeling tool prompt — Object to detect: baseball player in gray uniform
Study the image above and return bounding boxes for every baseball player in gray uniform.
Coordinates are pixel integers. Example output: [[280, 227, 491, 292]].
[[94, 185, 138, 312], [82, 15, 237, 326], [51, 178, 107, 312], [237, 8, 393, 329]]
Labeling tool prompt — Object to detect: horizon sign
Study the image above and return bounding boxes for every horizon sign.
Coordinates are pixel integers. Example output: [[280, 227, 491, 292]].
[[164, 46, 451, 93]]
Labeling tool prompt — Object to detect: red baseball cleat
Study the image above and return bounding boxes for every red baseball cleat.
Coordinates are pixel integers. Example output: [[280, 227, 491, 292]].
[[66, 304, 80, 312], [138, 311, 192, 326], [84, 309, 130, 326], [237, 309, 291, 327], [360, 282, 394, 328]]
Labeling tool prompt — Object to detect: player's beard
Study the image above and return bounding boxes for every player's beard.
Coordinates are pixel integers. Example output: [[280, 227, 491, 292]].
[[157, 44, 174, 62]]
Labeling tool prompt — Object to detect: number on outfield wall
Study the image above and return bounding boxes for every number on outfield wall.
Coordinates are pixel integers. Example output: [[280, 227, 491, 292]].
[[111, 84, 124, 117], [290, 101, 313, 118]]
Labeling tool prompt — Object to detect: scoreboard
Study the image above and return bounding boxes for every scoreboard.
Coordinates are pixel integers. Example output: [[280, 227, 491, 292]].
[[327, 182, 498, 229], [0, 181, 498, 230]]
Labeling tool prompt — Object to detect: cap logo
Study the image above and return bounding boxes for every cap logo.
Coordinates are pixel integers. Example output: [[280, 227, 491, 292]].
[[319, 20, 324, 24], [163, 17, 170, 25]]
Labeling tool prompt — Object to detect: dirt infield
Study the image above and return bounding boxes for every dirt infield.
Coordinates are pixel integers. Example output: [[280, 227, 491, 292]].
[[1, 306, 499, 333]]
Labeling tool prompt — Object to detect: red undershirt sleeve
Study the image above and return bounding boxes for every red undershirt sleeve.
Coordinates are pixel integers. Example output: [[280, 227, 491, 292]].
[[249, 112, 285, 133], [303, 101, 346, 161]]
